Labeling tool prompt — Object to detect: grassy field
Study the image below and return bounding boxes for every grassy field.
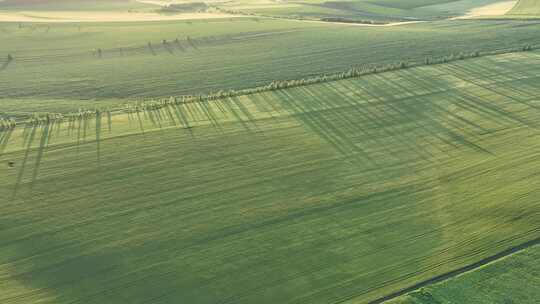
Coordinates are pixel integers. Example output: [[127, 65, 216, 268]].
[[390, 244, 540, 303], [1, 50, 540, 304], [2, 17, 540, 117]]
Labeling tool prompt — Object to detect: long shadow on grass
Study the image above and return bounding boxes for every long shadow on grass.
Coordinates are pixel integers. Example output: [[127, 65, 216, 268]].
[[174, 39, 186, 52], [169, 103, 192, 130], [186, 37, 199, 51], [348, 78, 459, 157], [30, 120, 54, 187], [95, 112, 102, 165], [162, 105, 178, 127], [374, 73, 493, 154], [135, 109, 146, 134], [274, 89, 376, 167], [0, 59, 12, 71], [396, 69, 492, 134], [226, 96, 262, 132], [0, 128, 14, 156], [377, 75, 491, 154], [162, 41, 174, 54], [198, 100, 224, 132], [107, 111, 112, 133], [437, 63, 538, 128], [326, 80, 437, 162], [364, 72, 494, 155], [12, 124, 38, 198], [400, 69, 518, 130], [76, 117, 83, 154]]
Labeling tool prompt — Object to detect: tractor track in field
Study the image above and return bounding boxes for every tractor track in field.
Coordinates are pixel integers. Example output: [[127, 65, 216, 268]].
[[371, 236, 540, 304]]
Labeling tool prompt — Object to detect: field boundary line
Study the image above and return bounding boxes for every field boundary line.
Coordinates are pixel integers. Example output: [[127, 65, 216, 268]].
[[369, 237, 540, 304]]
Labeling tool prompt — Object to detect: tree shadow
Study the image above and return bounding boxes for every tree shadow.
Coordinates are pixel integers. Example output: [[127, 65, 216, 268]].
[[174, 38, 186, 52], [0, 58, 12, 71], [186, 37, 199, 51], [148, 42, 156, 56], [12, 124, 38, 198], [0, 127, 15, 156], [95, 112, 102, 166], [30, 120, 54, 187]]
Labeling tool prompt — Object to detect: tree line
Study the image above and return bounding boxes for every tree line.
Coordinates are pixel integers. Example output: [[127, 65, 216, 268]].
[[10, 43, 538, 128]]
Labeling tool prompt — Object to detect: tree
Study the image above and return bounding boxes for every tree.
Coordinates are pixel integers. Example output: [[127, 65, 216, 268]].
[[7, 54, 13, 61]]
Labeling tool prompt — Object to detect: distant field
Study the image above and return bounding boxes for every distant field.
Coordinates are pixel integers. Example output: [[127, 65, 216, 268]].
[[390, 244, 540, 303], [218, 0, 507, 21], [0, 0, 523, 22], [507, 0, 540, 16], [0, 0, 236, 22], [0, 0, 155, 11], [2, 18, 540, 117], [1, 50, 540, 304]]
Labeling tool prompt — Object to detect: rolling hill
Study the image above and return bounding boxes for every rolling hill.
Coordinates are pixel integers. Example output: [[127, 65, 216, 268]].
[[1, 50, 540, 304]]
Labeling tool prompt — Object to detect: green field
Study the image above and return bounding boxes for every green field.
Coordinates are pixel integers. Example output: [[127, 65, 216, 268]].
[[391, 243, 540, 303], [2, 1, 540, 302], [2, 18, 540, 118], [1, 50, 540, 304]]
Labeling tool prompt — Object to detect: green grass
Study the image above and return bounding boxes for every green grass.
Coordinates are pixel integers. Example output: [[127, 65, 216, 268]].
[[1, 50, 540, 304], [2, 18, 540, 116], [390, 244, 540, 303]]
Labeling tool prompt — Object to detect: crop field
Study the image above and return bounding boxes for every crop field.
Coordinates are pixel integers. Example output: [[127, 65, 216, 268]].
[[2, 17, 540, 117], [508, 0, 540, 16], [1, 50, 540, 304], [391, 244, 540, 303], [219, 0, 508, 21], [510, 0, 540, 16], [0, 0, 155, 11]]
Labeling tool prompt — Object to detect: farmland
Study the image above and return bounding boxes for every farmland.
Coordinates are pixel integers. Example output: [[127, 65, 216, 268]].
[[0, 0, 156, 11], [391, 243, 540, 303], [2, 0, 540, 302], [1, 50, 540, 303], [2, 18, 540, 118], [508, 0, 540, 16], [217, 0, 509, 22]]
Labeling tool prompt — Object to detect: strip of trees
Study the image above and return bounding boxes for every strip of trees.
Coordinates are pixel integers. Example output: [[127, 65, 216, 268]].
[[14, 43, 538, 128], [0, 118, 16, 131]]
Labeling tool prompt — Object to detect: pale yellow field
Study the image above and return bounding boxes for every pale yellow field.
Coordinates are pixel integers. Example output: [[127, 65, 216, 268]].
[[136, 0, 229, 6], [0, 10, 242, 22], [453, 0, 518, 19]]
